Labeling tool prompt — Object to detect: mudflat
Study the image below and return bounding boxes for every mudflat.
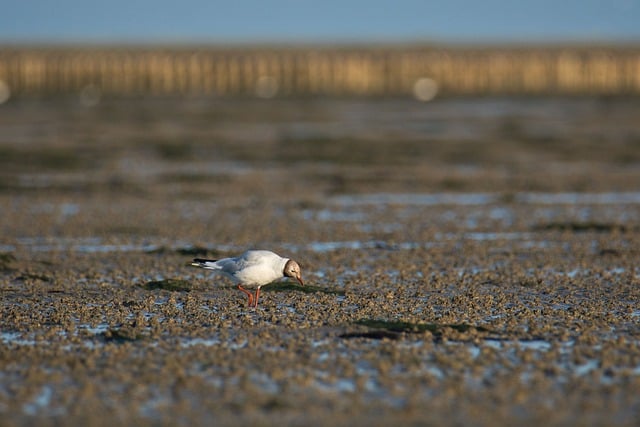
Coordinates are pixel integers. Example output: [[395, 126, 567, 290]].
[[1, 96, 639, 426]]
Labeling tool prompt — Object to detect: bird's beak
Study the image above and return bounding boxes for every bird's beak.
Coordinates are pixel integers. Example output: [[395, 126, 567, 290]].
[[296, 275, 304, 286]]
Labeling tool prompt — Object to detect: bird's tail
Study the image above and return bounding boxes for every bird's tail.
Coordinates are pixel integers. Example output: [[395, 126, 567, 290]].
[[191, 258, 219, 269]]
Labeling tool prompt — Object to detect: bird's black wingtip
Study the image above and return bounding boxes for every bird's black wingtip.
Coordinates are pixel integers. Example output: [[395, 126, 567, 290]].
[[192, 258, 216, 263]]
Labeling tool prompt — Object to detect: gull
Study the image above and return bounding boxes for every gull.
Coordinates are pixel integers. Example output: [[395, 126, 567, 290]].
[[190, 250, 304, 307]]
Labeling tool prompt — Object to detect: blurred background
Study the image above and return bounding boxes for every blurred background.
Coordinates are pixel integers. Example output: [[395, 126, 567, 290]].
[[1, 0, 639, 100], [1, 1, 639, 197]]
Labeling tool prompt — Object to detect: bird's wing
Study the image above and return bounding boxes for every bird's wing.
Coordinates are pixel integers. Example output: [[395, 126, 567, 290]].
[[192, 258, 218, 269], [214, 257, 244, 274], [192, 257, 238, 271], [240, 250, 280, 265]]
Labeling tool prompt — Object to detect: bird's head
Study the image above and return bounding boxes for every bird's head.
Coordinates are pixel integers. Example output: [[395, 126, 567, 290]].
[[283, 259, 304, 286]]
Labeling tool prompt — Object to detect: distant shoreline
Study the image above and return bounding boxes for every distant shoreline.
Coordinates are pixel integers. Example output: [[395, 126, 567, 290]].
[[1, 44, 639, 97]]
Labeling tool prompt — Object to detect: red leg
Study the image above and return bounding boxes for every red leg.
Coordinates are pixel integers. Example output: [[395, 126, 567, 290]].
[[237, 284, 254, 307], [254, 286, 262, 308]]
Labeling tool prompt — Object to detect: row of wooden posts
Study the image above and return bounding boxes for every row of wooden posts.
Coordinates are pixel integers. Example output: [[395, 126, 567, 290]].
[[0, 45, 639, 98]]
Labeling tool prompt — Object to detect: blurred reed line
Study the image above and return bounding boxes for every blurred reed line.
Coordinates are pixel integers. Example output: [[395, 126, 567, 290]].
[[0, 45, 639, 98]]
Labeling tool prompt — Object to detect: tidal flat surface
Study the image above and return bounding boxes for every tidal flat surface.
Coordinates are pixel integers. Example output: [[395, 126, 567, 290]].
[[1, 96, 640, 426]]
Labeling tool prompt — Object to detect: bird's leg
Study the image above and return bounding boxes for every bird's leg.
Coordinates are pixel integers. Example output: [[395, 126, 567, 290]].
[[253, 286, 262, 308], [237, 284, 254, 307]]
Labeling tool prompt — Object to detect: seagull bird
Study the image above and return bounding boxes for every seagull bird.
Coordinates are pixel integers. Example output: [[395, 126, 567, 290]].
[[190, 250, 304, 307]]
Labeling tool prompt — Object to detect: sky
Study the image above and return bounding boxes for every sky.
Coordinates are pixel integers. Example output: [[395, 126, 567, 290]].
[[1, 0, 639, 44]]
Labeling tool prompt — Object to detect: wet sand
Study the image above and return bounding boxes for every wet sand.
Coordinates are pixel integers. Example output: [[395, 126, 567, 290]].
[[1, 96, 640, 426]]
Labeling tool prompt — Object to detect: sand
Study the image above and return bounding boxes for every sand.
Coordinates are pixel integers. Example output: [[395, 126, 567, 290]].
[[1, 96, 639, 426]]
